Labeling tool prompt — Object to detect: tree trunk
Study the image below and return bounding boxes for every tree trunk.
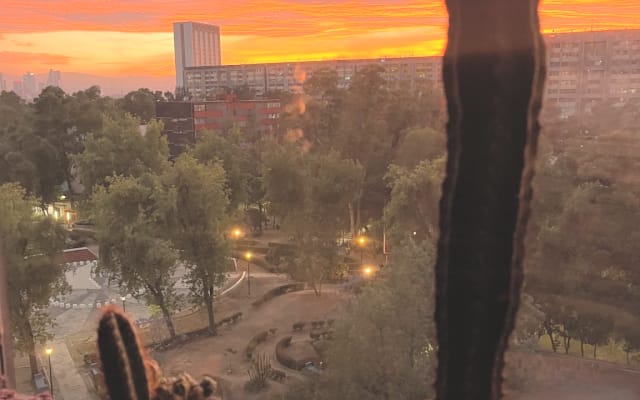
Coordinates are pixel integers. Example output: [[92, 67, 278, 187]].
[[626, 350, 630, 365], [158, 301, 176, 340], [205, 289, 216, 335], [66, 174, 74, 196], [545, 326, 557, 353], [563, 336, 571, 354], [348, 203, 356, 240], [23, 319, 38, 376], [355, 197, 362, 236], [593, 344, 597, 359], [580, 340, 584, 357]]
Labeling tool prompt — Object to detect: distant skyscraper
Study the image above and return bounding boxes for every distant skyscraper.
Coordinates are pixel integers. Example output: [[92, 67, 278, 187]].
[[13, 81, 24, 98], [22, 72, 37, 99], [0, 73, 5, 92], [173, 22, 221, 89], [47, 69, 61, 87]]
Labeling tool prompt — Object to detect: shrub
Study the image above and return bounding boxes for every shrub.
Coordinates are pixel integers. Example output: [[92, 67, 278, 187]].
[[251, 283, 306, 307], [275, 336, 299, 370], [245, 330, 270, 359], [265, 243, 296, 266]]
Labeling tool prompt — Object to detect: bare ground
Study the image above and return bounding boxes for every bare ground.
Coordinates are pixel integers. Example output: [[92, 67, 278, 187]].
[[156, 283, 348, 399]]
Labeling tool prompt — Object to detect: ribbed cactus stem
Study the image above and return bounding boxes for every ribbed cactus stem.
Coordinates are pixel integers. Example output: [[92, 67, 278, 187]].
[[98, 305, 150, 400]]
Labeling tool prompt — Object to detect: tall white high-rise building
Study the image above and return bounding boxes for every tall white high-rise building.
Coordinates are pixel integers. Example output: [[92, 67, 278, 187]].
[[0, 73, 6, 92], [22, 72, 37, 99], [173, 22, 221, 89]]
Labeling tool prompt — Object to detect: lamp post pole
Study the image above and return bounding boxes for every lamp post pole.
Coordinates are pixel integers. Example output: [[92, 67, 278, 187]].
[[121, 296, 126, 312], [245, 252, 253, 296], [45, 348, 53, 399]]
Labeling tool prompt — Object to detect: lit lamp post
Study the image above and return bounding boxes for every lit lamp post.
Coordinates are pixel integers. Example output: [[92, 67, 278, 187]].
[[232, 228, 243, 240], [45, 347, 53, 399], [356, 235, 368, 265], [244, 251, 252, 296], [121, 296, 126, 312]]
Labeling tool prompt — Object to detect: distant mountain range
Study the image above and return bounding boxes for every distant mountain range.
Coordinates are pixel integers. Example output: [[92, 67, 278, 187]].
[[3, 72, 175, 98]]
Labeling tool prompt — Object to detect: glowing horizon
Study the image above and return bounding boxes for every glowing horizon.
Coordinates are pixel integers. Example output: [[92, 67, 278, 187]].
[[2, 0, 640, 78]]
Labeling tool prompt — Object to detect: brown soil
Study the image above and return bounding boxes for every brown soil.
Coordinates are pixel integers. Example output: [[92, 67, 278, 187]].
[[156, 283, 347, 399]]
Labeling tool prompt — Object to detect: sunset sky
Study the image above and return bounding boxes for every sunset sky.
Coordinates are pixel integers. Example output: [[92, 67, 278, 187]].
[[2, 0, 640, 81]]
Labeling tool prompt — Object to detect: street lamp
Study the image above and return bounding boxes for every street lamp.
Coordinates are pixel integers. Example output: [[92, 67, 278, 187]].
[[232, 228, 243, 240], [45, 347, 53, 399], [356, 236, 368, 264], [121, 296, 126, 312], [244, 251, 252, 296]]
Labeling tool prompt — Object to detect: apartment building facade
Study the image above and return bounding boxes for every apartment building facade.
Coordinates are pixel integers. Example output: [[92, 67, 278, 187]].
[[545, 29, 640, 117], [180, 29, 640, 117], [183, 56, 444, 100], [156, 99, 281, 157]]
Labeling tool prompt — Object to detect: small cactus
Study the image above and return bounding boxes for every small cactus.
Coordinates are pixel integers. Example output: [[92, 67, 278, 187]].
[[245, 353, 271, 392]]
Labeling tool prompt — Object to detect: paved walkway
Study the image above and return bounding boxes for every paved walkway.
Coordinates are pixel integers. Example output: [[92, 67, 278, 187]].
[[46, 341, 90, 400]]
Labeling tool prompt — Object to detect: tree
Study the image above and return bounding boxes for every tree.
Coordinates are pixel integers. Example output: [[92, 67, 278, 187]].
[[0, 183, 69, 376], [73, 114, 169, 192], [32, 86, 107, 195], [384, 158, 444, 244], [161, 155, 229, 335], [192, 127, 249, 209], [392, 127, 446, 169], [284, 242, 436, 400], [117, 88, 157, 123], [576, 312, 614, 359], [263, 144, 362, 294], [619, 325, 640, 364], [0, 91, 63, 205], [93, 175, 181, 339]]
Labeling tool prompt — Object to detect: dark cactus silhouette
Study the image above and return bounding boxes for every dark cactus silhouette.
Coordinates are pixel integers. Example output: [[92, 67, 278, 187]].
[[97, 306, 219, 400]]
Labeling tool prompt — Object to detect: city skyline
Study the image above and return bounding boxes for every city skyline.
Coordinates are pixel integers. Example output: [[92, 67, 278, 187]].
[[2, 0, 640, 86]]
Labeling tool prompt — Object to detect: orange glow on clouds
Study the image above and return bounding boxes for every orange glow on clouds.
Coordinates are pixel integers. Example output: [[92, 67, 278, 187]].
[[1, 0, 640, 77]]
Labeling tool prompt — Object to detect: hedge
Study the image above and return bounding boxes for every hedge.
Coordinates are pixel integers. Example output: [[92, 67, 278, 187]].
[[245, 330, 270, 359], [252, 283, 306, 307], [275, 336, 318, 371]]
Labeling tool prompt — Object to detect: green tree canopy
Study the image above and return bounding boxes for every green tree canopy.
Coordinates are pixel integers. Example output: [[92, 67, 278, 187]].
[[93, 175, 182, 339], [161, 154, 230, 334], [73, 114, 169, 192], [0, 183, 69, 375]]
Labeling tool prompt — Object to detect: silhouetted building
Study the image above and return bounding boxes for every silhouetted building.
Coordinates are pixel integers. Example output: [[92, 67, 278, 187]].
[[12, 81, 23, 98], [46, 70, 61, 87], [0, 73, 5, 92], [156, 98, 281, 158], [174, 22, 221, 89]]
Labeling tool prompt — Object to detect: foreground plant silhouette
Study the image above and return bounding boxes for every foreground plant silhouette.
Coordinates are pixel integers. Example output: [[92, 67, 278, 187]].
[[98, 305, 219, 400]]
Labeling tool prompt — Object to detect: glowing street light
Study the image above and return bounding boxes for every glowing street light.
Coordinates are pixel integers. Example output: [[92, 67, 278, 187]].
[[357, 236, 367, 246], [232, 228, 243, 239], [244, 251, 253, 296], [121, 296, 127, 312], [363, 266, 374, 277], [45, 347, 54, 398], [356, 235, 368, 264]]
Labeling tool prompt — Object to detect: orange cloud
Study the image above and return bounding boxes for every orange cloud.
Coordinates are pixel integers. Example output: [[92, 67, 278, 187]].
[[0, 51, 71, 72], [1, 0, 640, 78]]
